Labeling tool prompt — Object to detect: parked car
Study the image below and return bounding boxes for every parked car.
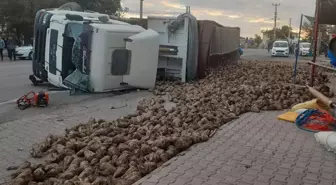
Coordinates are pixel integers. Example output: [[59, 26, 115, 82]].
[[16, 45, 33, 60], [271, 41, 289, 57], [299, 42, 311, 56]]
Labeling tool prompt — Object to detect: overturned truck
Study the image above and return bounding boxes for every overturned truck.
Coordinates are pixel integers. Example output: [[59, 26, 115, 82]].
[[31, 2, 160, 92], [30, 2, 240, 92]]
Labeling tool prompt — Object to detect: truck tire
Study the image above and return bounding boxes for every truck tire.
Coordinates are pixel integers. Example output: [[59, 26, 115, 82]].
[[59, 2, 83, 11]]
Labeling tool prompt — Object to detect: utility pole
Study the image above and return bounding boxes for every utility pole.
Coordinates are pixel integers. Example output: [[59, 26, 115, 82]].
[[186, 6, 191, 13], [272, 3, 280, 40], [289, 18, 292, 39], [140, 0, 144, 19]]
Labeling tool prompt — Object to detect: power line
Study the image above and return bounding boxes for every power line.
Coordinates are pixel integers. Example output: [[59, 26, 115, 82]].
[[272, 3, 280, 40]]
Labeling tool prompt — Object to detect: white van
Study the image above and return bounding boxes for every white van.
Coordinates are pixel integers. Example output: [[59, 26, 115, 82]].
[[299, 42, 311, 56], [271, 40, 289, 57]]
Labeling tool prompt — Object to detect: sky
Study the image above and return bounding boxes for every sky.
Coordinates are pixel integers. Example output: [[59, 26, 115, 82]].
[[121, 0, 317, 37]]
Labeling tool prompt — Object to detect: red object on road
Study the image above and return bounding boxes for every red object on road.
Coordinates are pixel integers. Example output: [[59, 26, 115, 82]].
[[16, 91, 49, 110]]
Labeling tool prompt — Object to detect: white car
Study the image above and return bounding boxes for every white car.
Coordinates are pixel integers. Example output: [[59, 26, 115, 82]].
[[16, 45, 33, 60], [299, 42, 311, 56], [271, 41, 289, 57]]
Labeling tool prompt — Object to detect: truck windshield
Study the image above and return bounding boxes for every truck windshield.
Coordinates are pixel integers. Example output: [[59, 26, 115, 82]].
[[274, 42, 288, 47]]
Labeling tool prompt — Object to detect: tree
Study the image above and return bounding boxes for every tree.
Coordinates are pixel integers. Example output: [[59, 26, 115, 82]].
[[261, 25, 294, 41], [301, 22, 313, 41], [254, 34, 262, 47], [72, 0, 121, 15], [301, 22, 330, 43], [0, 0, 122, 42]]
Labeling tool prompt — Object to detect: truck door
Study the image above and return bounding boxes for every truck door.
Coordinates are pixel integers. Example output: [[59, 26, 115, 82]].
[[123, 29, 160, 89]]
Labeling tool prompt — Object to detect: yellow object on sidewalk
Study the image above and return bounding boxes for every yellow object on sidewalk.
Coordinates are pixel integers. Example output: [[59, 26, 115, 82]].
[[277, 111, 299, 123], [291, 99, 330, 112]]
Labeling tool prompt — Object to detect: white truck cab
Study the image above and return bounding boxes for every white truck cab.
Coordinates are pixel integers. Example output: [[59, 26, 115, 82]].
[[271, 40, 289, 57], [32, 6, 160, 92]]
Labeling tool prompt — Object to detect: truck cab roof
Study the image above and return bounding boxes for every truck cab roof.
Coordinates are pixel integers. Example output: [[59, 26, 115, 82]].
[[44, 9, 129, 25]]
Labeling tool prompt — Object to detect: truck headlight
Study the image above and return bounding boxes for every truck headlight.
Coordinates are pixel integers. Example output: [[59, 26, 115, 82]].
[[285, 49, 289, 52]]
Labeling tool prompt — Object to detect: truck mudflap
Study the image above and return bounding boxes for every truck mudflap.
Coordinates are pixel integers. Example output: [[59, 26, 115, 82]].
[[123, 29, 160, 89]]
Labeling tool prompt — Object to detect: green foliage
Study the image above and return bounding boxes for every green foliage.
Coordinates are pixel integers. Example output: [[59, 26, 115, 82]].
[[254, 34, 262, 47], [261, 25, 293, 41], [301, 23, 330, 43], [72, 0, 121, 15], [0, 0, 121, 40]]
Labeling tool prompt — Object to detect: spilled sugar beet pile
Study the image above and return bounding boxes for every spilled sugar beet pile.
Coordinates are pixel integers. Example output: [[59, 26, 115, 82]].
[[10, 61, 333, 185]]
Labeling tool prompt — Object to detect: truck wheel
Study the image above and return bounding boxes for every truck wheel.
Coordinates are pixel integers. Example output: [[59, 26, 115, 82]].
[[59, 2, 83, 11]]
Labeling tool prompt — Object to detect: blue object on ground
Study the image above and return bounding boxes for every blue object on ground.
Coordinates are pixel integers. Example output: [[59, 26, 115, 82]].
[[328, 50, 336, 67], [239, 47, 243, 56]]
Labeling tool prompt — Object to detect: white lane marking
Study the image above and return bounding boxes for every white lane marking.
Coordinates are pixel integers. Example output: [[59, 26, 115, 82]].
[[0, 64, 31, 69], [0, 91, 68, 106]]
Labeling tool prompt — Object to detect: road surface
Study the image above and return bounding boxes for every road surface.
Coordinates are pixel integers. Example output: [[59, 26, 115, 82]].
[[0, 60, 49, 103], [0, 59, 113, 123], [241, 48, 296, 61], [0, 49, 319, 123], [0, 49, 303, 104]]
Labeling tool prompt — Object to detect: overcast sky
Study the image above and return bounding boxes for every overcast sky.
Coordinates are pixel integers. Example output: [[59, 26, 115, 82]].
[[121, 0, 316, 37]]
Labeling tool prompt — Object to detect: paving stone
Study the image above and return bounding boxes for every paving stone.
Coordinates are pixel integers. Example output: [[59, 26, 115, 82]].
[[186, 177, 206, 185], [240, 174, 256, 184], [273, 174, 288, 183], [318, 179, 334, 185], [256, 174, 273, 183], [139, 182, 157, 185], [287, 178, 303, 185]]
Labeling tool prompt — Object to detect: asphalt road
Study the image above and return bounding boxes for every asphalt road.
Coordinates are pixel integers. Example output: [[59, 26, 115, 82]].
[[0, 49, 314, 123], [0, 58, 113, 123], [0, 49, 301, 104], [0, 59, 46, 103], [241, 48, 296, 61]]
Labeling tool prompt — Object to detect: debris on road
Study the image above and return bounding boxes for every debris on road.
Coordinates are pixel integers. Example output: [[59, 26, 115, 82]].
[[6, 166, 19, 171], [10, 61, 333, 185], [16, 91, 49, 110], [110, 105, 127, 110]]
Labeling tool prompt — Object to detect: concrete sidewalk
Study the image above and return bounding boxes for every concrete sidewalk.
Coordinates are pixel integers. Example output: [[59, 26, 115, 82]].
[[135, 111, 336, 185]]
